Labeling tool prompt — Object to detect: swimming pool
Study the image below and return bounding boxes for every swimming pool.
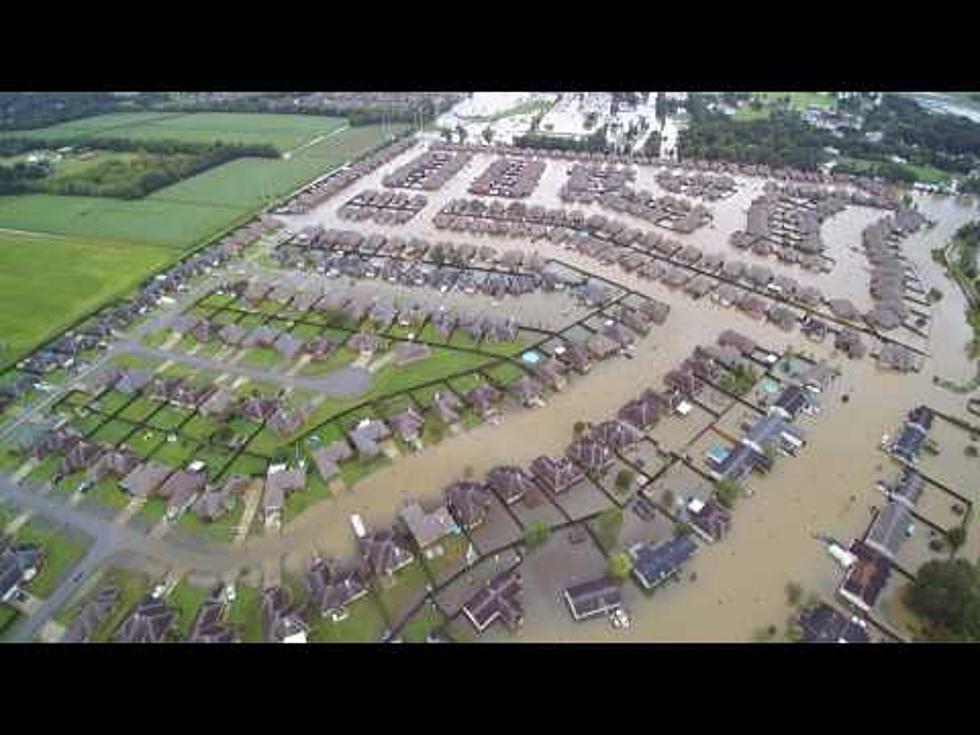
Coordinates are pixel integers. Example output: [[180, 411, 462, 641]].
[[521, 351, 543, 365], [759, 377, 780, 394]]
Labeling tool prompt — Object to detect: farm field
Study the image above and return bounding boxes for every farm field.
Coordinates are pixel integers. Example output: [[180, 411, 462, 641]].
[[0, 112, 347, 151], [0, 231, 172, 365], [0, 117, 409, 367], [0, 194, 247, 250], [149, 124, 405, 209]]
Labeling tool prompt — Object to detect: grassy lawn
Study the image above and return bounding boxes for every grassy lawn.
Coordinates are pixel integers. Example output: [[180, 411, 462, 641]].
[[400, 603, 445, 643], [25, 455, 60, 484], [0, 606, 20, 641], [374, 561, 428, 622], [223, 453, 268, 479], [194, 444, 238, 478], [153, 437, 199, 467], [89, 418, 135, 446], [55, 567, 152, 642], [246, 427, 285, 457], [240, 347, 283, 368], [148, 405, 193, 432], [1, 111, 346, 150], [182, 413, 221, 441], [96, 389, 134, 414], [369, 349, 492, 398], [167, 580, 211, 639], [176, 500, 244, 544], [135, 497, 168, 526], [118, 396, 161, 423], [307, 594, 388, 643], [125, 429, 165, 459], [226, 584, 263, 642], [84, 478, 130, 510], [448, 374, 484, 394], [484, 361, 525, 385], [299, 346, 357, 376], [13, 520, 90, 598], [0, 231, 172, 369]]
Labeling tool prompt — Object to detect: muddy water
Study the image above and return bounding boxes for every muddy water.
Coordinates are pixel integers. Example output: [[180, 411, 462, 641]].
[[269, 145, 980, 640]]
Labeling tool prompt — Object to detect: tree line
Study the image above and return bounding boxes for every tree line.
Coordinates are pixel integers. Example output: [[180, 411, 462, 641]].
[[513, 126, 610, 153], [0, 137, 279, 199], [0, 92, 168, 131]]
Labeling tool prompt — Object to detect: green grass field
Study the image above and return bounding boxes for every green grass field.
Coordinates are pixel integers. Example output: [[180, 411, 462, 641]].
[[0, 112, 346, 151], [0, 231, 172, 365], [13, 520, 90, 598], [0, 116, 410, 369]]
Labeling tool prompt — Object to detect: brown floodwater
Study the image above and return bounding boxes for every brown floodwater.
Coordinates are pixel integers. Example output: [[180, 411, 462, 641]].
[[264, 146, 980, 641]]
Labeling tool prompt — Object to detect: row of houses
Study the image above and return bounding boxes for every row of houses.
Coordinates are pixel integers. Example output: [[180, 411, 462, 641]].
[[559, 163, 636, 202], [861, 208, 928, 332], [271, 246, 551, 299], [430, 140, 903, 209], [274, 136, 416, 214], [337, 189, 428, 226], [655, 170, 738, 201], [469, 157, 545, 199], [382, 149, 473, 191], [586, 187, 713, 234], [0, 535, 43, 604]]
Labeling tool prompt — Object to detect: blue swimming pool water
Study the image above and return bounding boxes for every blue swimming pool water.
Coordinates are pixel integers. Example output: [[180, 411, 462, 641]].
[[521, 351, 542, 365]]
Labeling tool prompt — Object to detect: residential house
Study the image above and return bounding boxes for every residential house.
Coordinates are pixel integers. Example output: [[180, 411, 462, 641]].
[[359, 530, 414, 577], [187, 595, 239, 643], [485, 465, 535, 505], [431, 390, 463, 425], [310, 440, 354, 483], [445, 481, 494, 530], [530, 454, 583, 494], [158, 468, 207, 520], [838, 540, 891, 613], [399, 501, 458, 550], [798, 603, 870, 643], [462, 567, 524, 634], [388, 407, 426, 444], [261, 585, 308, 643], [62, 586, 119, 643], [864, 501, 912, 560], [686, 498, 732, 542], [348, 418, 391, 459], [0, 543, 43, 603], [120, 462, 173, 499], [262, 465, 306, 519], [563, 577, 622, 622], [629, 535, 698, 590], [193, 475, 250, 522], [113, 594, 177, 643]]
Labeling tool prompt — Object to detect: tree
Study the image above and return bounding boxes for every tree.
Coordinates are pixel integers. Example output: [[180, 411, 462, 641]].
[[439, 128, 452, 143], [661, 489, 675, 509], [946, 525, 967, 551], [481, 127, 494, 145], [573, 421, 587, 436], [785, 582, 804, 607], [594, 507, 624, 551], [607, 552, 633, 581], [615, 468, 635, 493], [714, 478, 742, 509], [904, 558, 980, 640], [524, 521, 550, 549], [455, 125, 468, 144]]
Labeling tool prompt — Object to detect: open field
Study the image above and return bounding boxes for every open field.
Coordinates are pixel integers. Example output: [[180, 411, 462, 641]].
[[0, 112, 347, 151], [0, 195, 247, 249], [149, 125, 404, 209], [0, 231, 172, 364], [733, 92, 835, 122]]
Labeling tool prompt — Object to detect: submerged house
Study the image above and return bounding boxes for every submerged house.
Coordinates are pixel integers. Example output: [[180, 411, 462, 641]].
[[530, 454, 583, 494], [445, 480, 494, 530], [485, 465, 536, 505], [629, 535, 698, 591]]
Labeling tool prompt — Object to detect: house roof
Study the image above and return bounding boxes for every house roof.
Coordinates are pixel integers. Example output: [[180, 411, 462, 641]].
[[114, 594, 177, 643], [629, 535, 698, 590], [563, 577, 622, 621], [445, 481, 494, 529], [399, 502, 458, 549], [864, 501, 911, 560], [360, 529, 414, 577], [120, 461, 173, 498], [462, 567, 524, 633]]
